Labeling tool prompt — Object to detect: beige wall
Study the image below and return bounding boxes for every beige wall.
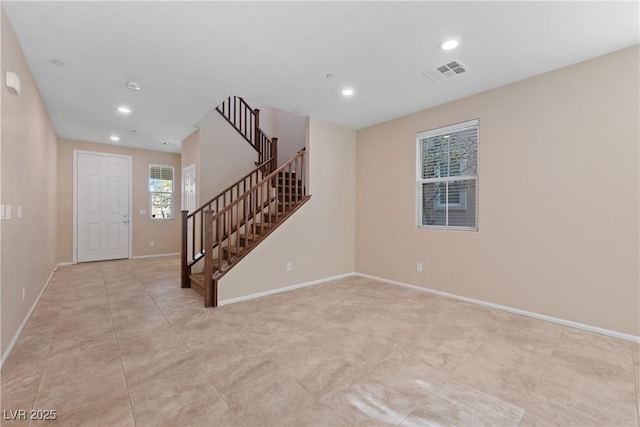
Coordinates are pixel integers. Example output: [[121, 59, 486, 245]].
[[57, 139, 181, 262], [1, 9, 59, 359], [356, 46, 640, 336], [252, 104, 307, 166], [274, 109, 307, 166], [181, 129, 200, 205], [197, 109, 257, 203], [219, 118, 356, 300]]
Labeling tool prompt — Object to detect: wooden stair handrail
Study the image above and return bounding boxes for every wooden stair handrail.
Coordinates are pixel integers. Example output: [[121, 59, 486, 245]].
[[187, 158, 271, 221], [210, 151, 304, 223], [202, 149, 309, 306]]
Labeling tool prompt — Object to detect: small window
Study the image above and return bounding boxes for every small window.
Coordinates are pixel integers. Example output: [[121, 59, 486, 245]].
[[417, 119, 478, 230], [149, 164, 174, 219]]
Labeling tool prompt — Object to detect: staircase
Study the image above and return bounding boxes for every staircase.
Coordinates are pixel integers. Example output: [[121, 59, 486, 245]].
[[180, 96, 310, 307]]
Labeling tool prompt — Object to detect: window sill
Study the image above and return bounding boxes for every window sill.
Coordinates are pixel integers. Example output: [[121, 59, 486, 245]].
[[417, 225, 478, 231]]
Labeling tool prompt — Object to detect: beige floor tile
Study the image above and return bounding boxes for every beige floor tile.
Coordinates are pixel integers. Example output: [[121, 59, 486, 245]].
[[320, 373, 418, 426], [200, 352, 283, 395], [173, 315, 236, 348], [29, 394, 135, 427], [124, 352, 222, 426], [366, 350, 450, 404], [2, 257, 638, 427], [1, 336, 49, 395], [501, 314, 564, 339], [34, 362, 129, 418], [0, 376, 40, 427], [537, 352, 637, 413], [47, 327, 118, 359], [403, 322, 485, 373], [442, 304, 511, 334], [278, 352, 364, 398], [522, 382, 638, 426], [223, 373, 317, 426], [559, 326, 633, 355], [325, 333, 399, 369], [117, 326, 188, 360], [449, 355, 537, 408], [153, 398, 240, 427], [278, 400, 350, 427], [399, 380, 525, 427], [43, 338, 121, 383], [473, 327, 557, 377]]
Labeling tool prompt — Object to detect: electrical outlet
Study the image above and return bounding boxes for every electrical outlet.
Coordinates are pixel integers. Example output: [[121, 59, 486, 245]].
[[22, 287, 25, 301], [150, 240, 155, 247], [286, 262, 292, 272], [417, 263, 423, 272]]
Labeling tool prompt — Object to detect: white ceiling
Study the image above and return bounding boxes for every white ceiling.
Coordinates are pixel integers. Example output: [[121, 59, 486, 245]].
[[3, 1, 638, 154]]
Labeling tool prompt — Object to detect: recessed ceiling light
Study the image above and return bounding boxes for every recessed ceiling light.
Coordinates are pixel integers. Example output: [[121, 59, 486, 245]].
[[126, 81, 141, 91], [342, 88, 354, 97], [441, 40, 459, 50], [110, 135, 120, 142], [51, 59, 64, 67], [117, 106, 132, 114]]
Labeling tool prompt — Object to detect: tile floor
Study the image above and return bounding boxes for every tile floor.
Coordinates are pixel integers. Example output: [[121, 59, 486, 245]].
[[1, 256, 639, 426]]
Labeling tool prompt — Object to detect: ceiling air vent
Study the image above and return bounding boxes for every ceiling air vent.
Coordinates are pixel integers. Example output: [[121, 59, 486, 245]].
[[423, 60, 469, 83]]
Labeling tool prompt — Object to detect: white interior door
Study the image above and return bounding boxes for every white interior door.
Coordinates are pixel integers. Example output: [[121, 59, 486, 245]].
[[76, 152, 130, 262], [182, 164, 196, 212], [183, 164, 196, 259]]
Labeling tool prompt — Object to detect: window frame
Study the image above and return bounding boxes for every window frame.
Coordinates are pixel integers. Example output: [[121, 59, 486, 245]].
[[149, 164, 175, 220], [416, 119, 479, 231]]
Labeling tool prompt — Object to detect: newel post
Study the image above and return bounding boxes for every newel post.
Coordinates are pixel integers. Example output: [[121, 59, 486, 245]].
[[271, 137, 278, 174], [180, 210, 189, 288], [253, 108, 260, 151], [203, 210, 215, 307]]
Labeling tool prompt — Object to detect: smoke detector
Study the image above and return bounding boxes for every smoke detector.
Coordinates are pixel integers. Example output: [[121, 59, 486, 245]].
[[423, 60, 469, 83]]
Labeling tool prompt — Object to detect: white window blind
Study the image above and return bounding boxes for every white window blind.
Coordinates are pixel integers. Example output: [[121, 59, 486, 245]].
[[149, 164, 174, 219], [417, 119, 478, 230]]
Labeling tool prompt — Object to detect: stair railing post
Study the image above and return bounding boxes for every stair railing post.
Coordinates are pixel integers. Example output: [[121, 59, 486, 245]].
[[181, 210, 189, 288], [254, 108, 260, 151], [271, 137, 278, 175], [204, 210, 215, 307]]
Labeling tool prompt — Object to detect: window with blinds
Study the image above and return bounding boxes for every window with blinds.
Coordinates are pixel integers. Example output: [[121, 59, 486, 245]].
[[149, 164, 174, 219], [417, 119, 478, 230]]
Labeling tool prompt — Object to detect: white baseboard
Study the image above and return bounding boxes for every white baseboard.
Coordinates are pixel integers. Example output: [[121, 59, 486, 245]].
[[219, 272, 356, 306], [58, 253, 179, 265], [1, 265, 59, 368], [356, 273, 640, 343], [131, 252, 179, 260]]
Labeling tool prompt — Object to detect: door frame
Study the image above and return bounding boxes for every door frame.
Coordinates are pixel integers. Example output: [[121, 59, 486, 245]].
[[73, 150, 133, 264]]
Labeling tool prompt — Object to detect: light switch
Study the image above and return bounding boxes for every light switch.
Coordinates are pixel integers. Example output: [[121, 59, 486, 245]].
[[17, 205, 22, 218], [6, 204, 11, 219], [5, 71, 21, 95]]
